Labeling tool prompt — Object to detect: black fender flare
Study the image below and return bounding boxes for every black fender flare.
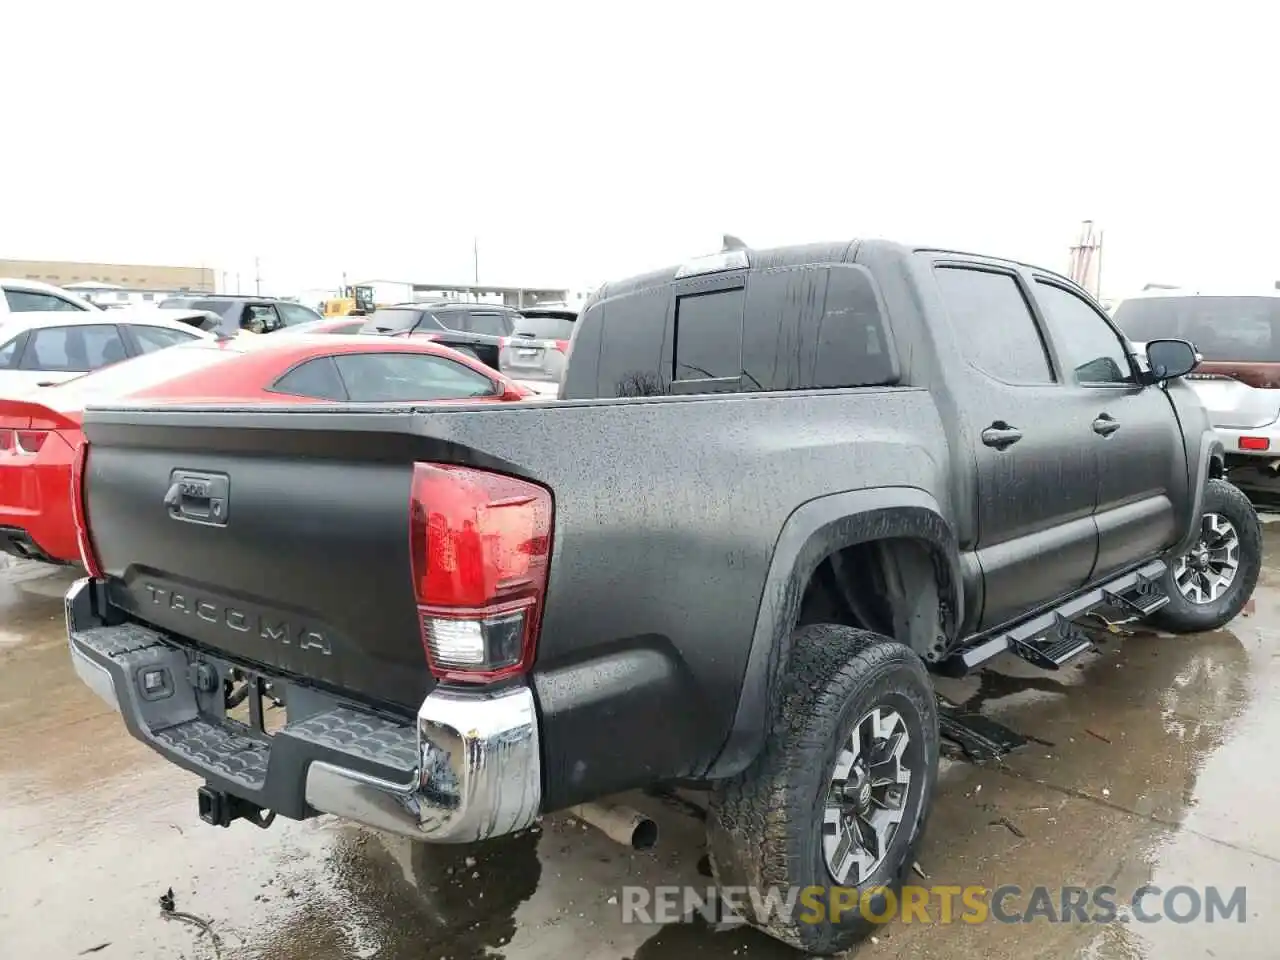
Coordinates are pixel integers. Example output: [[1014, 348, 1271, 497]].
[[703, 486, 961, 779], [1169, 433, 1227, 559]]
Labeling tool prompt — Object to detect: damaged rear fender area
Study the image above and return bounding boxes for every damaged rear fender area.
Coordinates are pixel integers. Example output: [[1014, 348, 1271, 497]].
[[703, 487, 961, 779]]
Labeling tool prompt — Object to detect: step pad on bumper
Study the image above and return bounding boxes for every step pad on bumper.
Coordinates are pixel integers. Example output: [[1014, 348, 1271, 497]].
[[153, 719, 270, 790], [286, 709, 418, 774], [69, 619, 419, 815], [66, 577, 542, 842]]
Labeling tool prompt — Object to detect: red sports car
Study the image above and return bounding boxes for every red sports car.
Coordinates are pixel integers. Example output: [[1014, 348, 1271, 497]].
[[0, 334, 531, 565]]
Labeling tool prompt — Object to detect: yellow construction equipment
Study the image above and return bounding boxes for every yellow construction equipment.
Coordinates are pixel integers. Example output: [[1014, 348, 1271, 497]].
[[321, 284, 377, 317]]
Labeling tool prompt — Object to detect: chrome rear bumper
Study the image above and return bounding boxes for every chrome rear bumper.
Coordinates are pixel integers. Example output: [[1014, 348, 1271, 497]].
[[304, 685, 541, 842], [65, 577, 541, 842]]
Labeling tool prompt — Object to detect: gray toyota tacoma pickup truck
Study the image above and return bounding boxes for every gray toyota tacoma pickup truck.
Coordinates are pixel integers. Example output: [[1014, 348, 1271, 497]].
[[65, 239, 1260, 954]]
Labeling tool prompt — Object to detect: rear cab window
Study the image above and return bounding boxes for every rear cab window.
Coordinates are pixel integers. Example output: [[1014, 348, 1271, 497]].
[[566, 260, 899, 399]]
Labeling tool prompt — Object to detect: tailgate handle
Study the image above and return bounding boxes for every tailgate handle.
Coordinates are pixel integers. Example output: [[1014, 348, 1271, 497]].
[[165, 470, 230, 526]]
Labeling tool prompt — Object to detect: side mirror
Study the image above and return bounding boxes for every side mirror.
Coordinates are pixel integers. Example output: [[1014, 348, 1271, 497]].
[[1144, 339, 1199, 383], [499, 381, 532, 401]]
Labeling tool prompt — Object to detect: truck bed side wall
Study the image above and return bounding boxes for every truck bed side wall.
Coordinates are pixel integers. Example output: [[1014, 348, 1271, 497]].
[[405, 391, 952, 807]]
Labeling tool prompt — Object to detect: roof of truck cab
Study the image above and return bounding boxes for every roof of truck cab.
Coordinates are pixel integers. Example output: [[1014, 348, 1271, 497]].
[[588, 239, 1087, 304]]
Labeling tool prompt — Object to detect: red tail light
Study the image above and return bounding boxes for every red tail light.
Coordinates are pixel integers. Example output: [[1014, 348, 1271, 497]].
[[554, 339, 571, 354], [1240, 436, 1270, 451], [15, 430, 47, 454], [71, 441, 103, 578], [410, 463, 552, 683]]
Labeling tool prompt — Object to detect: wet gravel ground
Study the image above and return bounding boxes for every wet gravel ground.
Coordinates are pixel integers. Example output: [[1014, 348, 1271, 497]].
[[2, 529, 1279, 959]]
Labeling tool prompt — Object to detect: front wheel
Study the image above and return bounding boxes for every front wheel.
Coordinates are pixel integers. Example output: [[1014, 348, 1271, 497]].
[[1146, 479, 1262, 634], [707, 625, 939, 955]]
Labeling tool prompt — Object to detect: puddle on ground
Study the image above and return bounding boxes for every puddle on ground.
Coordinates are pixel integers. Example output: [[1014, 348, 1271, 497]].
[[1, 541, 1277, 959]]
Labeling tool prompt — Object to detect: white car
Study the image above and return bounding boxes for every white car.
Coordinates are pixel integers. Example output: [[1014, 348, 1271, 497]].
[[1, 278, 100, 316], [0, 309, 216, 395]]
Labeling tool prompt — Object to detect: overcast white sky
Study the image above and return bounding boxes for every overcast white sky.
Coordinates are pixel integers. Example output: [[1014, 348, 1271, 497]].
[[4, 2, 1278, 299]]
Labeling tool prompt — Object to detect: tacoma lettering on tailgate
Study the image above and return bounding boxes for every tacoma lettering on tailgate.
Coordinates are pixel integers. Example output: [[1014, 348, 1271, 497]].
[[142, 584, 332, 655]]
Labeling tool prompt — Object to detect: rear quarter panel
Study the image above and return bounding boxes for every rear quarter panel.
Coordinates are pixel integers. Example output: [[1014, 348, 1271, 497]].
[[405, 390, 951, 802]]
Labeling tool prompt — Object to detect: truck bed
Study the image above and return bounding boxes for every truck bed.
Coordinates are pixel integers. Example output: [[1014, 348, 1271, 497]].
[[81, 389, 949, 783]]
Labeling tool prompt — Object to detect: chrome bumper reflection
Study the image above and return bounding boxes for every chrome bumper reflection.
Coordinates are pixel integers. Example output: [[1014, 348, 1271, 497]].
[[305, 684, 542, 842]]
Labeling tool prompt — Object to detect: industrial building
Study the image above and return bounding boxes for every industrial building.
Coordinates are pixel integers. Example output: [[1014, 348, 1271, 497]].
[[0, 259, 215, 293]]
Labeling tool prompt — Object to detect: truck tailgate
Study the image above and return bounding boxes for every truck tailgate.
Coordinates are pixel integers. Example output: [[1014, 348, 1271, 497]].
[[81, 409, 446, 712]]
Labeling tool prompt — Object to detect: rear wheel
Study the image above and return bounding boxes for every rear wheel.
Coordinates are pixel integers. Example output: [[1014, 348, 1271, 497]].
[[1146, 479, 1261, 633], [707, 625, 938, 954]]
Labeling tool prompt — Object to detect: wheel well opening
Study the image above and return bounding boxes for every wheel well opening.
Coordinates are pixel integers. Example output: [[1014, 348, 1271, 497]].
[[1210, 454, 1226, 480], [797, 538, 949, 662]]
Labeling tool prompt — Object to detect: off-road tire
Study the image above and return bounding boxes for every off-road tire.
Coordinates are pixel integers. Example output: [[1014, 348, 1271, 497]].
[[706, 625, 939, 955], [1146, 479, 1262, 634]]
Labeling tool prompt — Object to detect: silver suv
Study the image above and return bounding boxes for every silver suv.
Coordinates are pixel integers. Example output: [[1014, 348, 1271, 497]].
[[497, 307, 577, 392], [1113, 289, 1280, 486]]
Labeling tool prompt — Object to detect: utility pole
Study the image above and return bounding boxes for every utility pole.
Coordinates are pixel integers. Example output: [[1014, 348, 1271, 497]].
[[235, 273, 241, 294], [473, 237, 479, 284], [1067, 220, 1104, 300], [254, 256, 261, 295]]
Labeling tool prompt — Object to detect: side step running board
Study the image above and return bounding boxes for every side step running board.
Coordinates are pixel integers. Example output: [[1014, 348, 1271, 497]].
[[945, 560, 1169, 675]]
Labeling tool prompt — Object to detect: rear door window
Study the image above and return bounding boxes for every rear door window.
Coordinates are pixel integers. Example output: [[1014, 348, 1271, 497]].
[[19, 324, 127, 372], [331, 352, 498, 401], [935, 267, 1054, 383]]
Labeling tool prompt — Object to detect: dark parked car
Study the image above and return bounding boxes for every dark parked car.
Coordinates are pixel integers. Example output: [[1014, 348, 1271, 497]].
[[158, 296, 323, 336], [357, 301, 521, 370], [66, 239, 1256, 955]]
